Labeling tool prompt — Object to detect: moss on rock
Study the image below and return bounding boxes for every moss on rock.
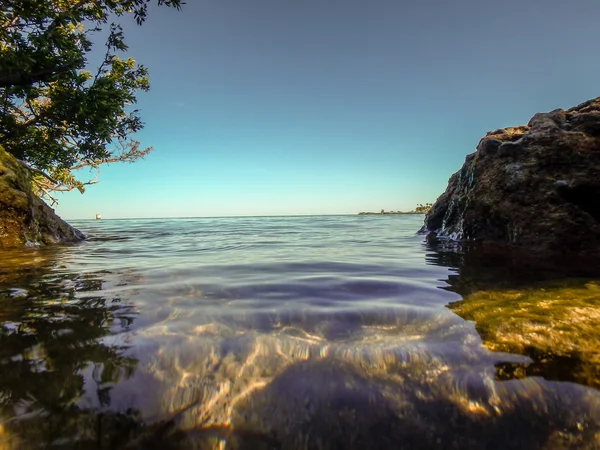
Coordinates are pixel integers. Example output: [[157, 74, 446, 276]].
[[448, 279, 600, 389], [0, 146, 84, 247]]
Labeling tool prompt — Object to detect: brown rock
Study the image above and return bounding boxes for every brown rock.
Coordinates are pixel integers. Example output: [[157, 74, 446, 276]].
[[0, 146, 85, 247], [419, 97, 600, 254]]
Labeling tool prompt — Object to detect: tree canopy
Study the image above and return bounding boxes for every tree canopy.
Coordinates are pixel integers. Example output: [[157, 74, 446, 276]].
[[0, 0, 183, 202]]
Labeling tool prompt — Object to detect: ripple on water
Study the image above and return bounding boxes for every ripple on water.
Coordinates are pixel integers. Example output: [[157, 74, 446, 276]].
[[1, 216, 600, 448]]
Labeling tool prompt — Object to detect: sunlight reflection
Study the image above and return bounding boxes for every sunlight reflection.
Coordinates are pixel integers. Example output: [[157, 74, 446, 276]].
[[3, 219, 600, 447], [129, 309, 600, 448]]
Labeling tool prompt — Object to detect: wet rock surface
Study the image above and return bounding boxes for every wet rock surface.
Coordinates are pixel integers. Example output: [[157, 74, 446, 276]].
[[420, 97, 600, 254], [0, 145, 84, 247]]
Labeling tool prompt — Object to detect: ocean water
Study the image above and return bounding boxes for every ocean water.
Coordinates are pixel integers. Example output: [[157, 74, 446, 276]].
[[1, 215, 600, 449]]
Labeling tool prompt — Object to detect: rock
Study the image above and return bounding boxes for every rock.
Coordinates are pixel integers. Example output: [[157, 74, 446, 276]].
[[0, 145, 85, 247], [425, 239, 600, 391], [448, 279, 600, 390], [419, 97, 600, 254]]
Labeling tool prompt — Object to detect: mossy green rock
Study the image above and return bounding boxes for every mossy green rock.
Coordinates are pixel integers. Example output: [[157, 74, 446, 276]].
[[0, 146, 84, 247], [420, 97, 600, 254], [448, 279, 600, 389]]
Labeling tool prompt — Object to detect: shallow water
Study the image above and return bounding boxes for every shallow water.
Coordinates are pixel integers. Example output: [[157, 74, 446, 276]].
[[1, 215, 600, 449]]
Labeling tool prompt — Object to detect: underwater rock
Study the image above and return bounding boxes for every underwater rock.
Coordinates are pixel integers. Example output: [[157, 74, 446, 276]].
[[427, 240, 600, 392], [0, 145, 84, 247], [419, 97, 600, 254], [448, 279, 600, 390]]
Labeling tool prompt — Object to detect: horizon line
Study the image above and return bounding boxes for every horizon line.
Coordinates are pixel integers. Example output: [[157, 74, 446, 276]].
[[66, 213, 425, 221]]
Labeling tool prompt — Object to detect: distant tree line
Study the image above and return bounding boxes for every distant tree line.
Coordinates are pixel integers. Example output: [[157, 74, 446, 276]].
[[414, 203, 433, 213], [359, 203, 433, 215]]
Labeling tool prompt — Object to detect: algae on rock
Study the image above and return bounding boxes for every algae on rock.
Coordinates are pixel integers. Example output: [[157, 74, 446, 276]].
[[426, 242, 600, 390], [449, 278, 600, 389]]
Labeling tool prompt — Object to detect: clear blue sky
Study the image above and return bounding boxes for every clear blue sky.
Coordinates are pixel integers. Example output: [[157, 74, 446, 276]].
[[55, 0, 600, 219]]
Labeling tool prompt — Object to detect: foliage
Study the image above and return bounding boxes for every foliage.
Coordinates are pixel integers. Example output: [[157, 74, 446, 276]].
[[0, 0, 183, 203]]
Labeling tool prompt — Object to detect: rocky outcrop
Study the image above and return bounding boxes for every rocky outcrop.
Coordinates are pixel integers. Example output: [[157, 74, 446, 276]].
[[0, 145, 85, 247], [420, 97, 600, 254]]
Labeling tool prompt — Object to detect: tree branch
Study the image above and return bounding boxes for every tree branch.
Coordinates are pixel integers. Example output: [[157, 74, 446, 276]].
[[70, 145, 153, 170], [0, 59, 83, 88], [16, 158, 57, 184]]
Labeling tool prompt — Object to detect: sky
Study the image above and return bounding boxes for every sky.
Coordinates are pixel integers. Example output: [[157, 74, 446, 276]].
[[55, 0, 600, 219]]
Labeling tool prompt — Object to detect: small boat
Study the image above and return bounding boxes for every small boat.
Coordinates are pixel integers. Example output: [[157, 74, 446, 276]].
[[95, 213, 102, 220]]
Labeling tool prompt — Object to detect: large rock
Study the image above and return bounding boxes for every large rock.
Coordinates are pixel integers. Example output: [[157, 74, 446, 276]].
[[0, 145, 85, 247], [420, 97, 600, 254]]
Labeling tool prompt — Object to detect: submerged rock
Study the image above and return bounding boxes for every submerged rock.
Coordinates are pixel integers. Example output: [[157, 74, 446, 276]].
[[448, 279, 600, 390], [0, 146, 84, 247], [420, 97, 600, 254], [428, 241, 600, 391]]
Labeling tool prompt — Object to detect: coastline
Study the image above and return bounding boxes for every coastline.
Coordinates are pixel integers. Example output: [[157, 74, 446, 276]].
[[358, 211, 425, 215]]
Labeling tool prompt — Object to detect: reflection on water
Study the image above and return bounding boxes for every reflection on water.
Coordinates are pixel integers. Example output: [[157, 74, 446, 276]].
[[0, 216, 599, 448], [425, 240, 600, 295], [0, 248, 138, 448]]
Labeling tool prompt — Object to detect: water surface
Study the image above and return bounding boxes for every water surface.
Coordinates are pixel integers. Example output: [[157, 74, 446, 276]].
[[1, 215, 599, 449]]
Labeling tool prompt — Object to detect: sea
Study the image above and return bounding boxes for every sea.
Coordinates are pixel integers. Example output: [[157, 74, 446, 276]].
[[1, 215, 600, 449]]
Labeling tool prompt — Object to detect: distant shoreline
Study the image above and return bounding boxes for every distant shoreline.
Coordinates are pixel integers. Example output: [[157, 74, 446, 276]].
[[65, 213, 427, 220], [358, 211, 425, 215]]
